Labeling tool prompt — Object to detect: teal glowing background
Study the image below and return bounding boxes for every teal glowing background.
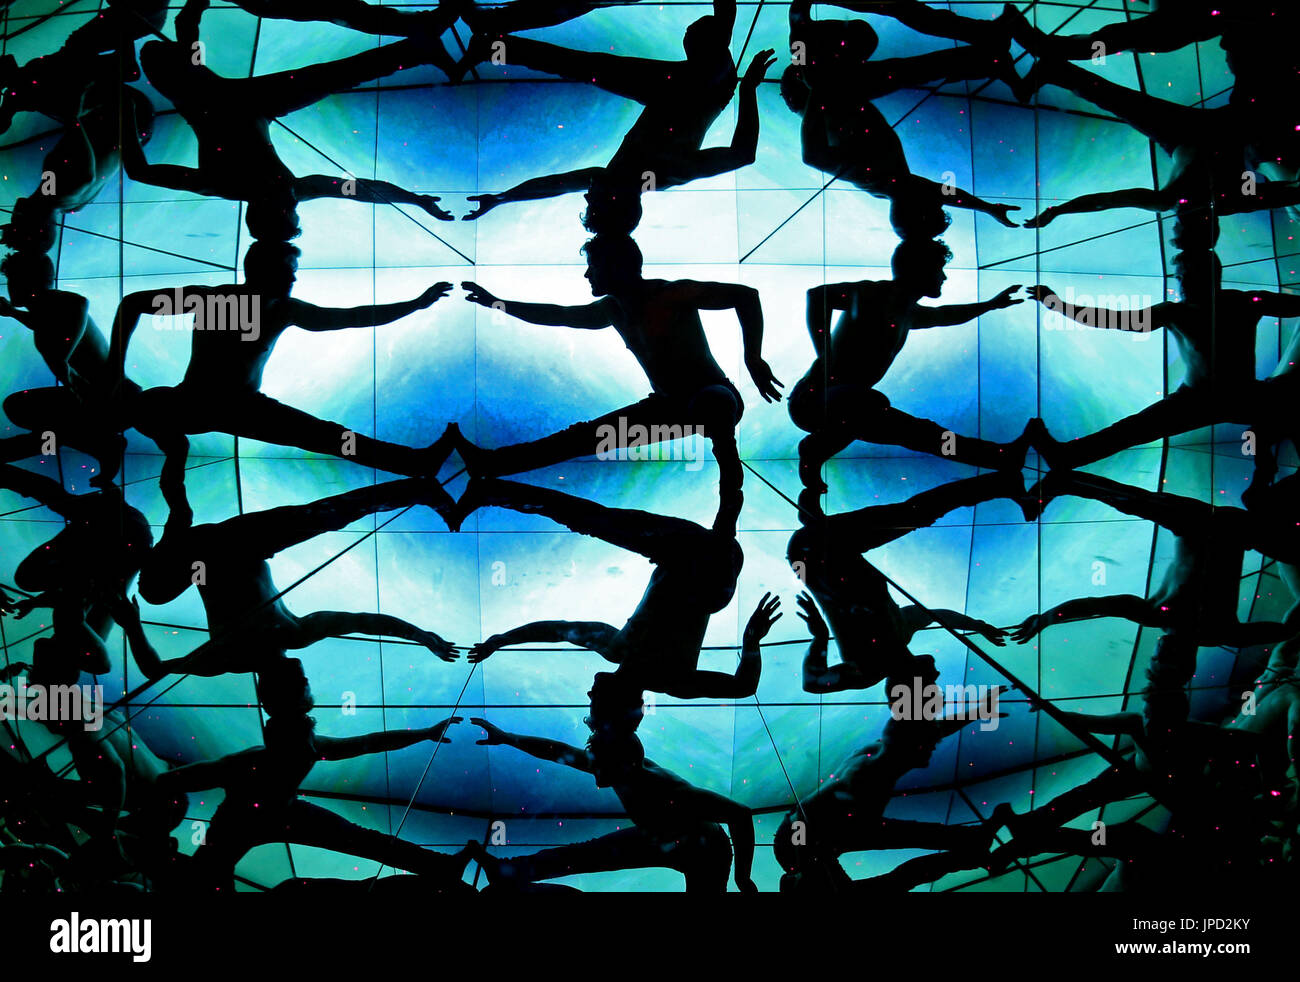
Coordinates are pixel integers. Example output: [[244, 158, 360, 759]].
[[0, 0, 1295, 891]]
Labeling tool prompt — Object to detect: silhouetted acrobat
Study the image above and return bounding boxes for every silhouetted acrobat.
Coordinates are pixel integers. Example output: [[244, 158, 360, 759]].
[[127, 472, 462, 680], [151, 659, 472, 892], [110, 241, 457, 479], [0, 87, 154, 255], [1014, 56, 1300, 227], [1010, 469, 1300, 649], [1024, 249, 1300, 470], [988, 635, 1266, 887], [791, 239, 1029, 491], [458, 477, 781, 712], [0, 468, 176, 868], [1226, 623, 1300, 813], [458, 0, 747, 221], [469, 717, 756, 892], [0, 466, 151, 675], [458, 234, 781, 498], [122, 36, 456, 241], [789, 472, 1020, 693], [0, 653, 189, 881], [0, 252, 132, 486], [775, 661, 1010, 892], [781, 0, 1022, 236]]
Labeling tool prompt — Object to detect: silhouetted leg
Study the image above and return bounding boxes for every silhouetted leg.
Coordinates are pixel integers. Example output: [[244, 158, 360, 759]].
[[0, 432, 43, 464], [832, 472, 1027, 552], [849, 849, 982, 891], [997, 820, 1166, 866], [468, 396, 660, 476], [209, 476, 453, 562], [858, 817, 990, 854], [1049, 470, 1218, 539], [236, 38, 439, 120], [1006, 764, 1143, 843], [1040, 386, 1252, 469], [863, 407, 1028, 470], [260, 0, 458, 37], [281, 800, 469, 882], [863, 44, 1016, 101], [490, 36, 665, 101], [1027, 59, 1214, 151], [3, 387, 126, 484], [466, 1, 635, 35], [470, 388, 738, 481], [463, 478, 710, 565], [1009, 4, 1214, 61], [480, 824, 730, 892], [145, 387, 441, 477]]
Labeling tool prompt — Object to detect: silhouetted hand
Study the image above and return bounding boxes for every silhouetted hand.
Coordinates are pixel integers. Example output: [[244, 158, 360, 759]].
[[743, 593, 782, 647], [462, 193, 501, 220], [1023, 205, 1058, 229], [1009, 614, 1044, 644], [106, 592, 142, 625], [468, 633, 506, 663], [741, 49, 776, 91], [472, 717, 509, 744], [746, 356, 784, 402], [972, 620, 1008, 646], [416, 628, 460, 662], [1, 594, 39, 620], [1025, 285, 1058, 304], [462, 281, 499, 308], [795, 592, 829, 641], [426, 716, 463, 743], [0, 297, 18, 319], [418, 282, 454, 306], [985, 285, 1024, 309], [417, 195, 455, 221]]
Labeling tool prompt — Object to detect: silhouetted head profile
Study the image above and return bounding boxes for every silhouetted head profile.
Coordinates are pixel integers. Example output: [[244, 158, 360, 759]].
[[880, 654, 944, 766], [264, 711, 319, 751], [1170, 207, 1219, 252], [243, 240, 301, 296], [28, 636, 84, 691], [0, 53, 17, 92], [586, 671, 645, 737], [889, 194, 953, 241], [1, 198, 58, 255], [1172, 249, 1221, 302], [582, 172, 643, 236], [1141, 633, 1195, 729], [779, 65, 809, 115], [581, 234, 642, 296], [1, 249, 55, 307], [682, 16, 730, 65], [586, 729, 645, 787], [139, 40, 202, 98], [887, 653, 940, 692], [880, 715, 944, 768], [891, 239, 952, 298], [257, 657, 316, 719], [245, 192, 302, 242]]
